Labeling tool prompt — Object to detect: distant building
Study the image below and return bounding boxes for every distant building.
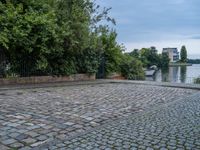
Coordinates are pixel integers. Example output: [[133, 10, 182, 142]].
[[162, 48, 179, 62]]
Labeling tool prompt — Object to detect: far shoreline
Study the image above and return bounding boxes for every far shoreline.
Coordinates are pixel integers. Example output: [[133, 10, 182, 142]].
[[169, 62, 192, 66]]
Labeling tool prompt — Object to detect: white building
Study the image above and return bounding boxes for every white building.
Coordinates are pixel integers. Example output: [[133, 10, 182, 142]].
[[162, 48, 179, 62]]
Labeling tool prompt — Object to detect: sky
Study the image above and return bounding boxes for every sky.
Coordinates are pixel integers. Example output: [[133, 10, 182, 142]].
[[97, 0, 200, 58]]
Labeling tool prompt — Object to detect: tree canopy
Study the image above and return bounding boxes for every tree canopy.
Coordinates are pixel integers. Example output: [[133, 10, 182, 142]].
[[180, 45, 187, 63], [0, 0, 153, 80], [127, 47, 170, 68], [0, 0, 122, 76]]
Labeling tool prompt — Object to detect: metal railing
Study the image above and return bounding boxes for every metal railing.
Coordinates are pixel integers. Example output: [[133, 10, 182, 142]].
[[0, 62, 50, 78]]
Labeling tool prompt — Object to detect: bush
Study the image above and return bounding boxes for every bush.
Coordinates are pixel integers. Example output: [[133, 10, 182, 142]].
[[76, 48, 100, 74], [0, 1, 67, 76], [194, 77, 200, 84], [120, 55, 145, 80], [99, 29, 124, 75]]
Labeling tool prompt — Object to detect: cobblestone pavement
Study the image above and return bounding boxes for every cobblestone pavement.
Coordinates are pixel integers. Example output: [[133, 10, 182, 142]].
[[0, 83, 199, 149]]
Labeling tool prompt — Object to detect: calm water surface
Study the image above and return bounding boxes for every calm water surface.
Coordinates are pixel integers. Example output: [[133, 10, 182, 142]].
[[146, 64, 200, 84]]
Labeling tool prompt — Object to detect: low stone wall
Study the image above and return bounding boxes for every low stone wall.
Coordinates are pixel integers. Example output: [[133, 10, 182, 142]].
[[0, 74, 95, 85], [106, 73, 125, 80]]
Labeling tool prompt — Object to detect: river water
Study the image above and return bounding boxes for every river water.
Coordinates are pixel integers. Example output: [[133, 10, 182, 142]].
[[146, 64, 200, 84]]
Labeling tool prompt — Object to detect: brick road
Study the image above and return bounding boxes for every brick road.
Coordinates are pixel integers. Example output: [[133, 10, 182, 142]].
[[0, 83, 199, 149]]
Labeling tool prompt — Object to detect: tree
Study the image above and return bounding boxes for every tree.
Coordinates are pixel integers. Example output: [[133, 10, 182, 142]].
[[129, 49, 139, 58], [160, 53, 170, 68], [180, 45, 187, 63], [53, 0, 116, 75], [0, 0, 117, 77], [139, 47, 160, 67], [194, 77, 200, 84], [187, 59, 200, 64], [98, 27, 124, 76], [120, 54, 145, 80]]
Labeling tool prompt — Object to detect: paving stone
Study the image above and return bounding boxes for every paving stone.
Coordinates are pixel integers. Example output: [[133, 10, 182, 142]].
[[0, 131, 8, 136], [146, 147, 154, 150], [22, 138, 37, 144], [27, 125, 40, 130], [31, 141, 47, 147], [26, 131, 39, 137], [19, 147, 32, 150], [16, 134, 29, 141], [9, 132, 20, 138], [64, 122, 75, 126], [0, 83, 199, 149], [0, 144, 10, 150], [17, 129, 29, 134], [10, 142, 24, 148]]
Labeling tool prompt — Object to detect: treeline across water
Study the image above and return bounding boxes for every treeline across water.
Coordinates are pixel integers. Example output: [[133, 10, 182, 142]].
[[188, 59, 200, 64]]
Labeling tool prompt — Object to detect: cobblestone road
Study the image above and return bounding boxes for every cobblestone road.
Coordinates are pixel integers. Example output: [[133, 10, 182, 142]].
[[0, 83, 199, 149]]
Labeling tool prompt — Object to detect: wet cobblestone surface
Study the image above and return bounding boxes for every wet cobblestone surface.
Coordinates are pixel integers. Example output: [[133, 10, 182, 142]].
[[0, 83, 199, 149]]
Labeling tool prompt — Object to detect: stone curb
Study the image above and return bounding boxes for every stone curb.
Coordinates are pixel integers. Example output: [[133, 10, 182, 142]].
[[1, 79, 200, 91], [105, 79, 200, 90], [0, 80, 105, 91]]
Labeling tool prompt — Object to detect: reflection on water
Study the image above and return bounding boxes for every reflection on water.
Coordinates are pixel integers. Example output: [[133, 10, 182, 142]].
[[180, 66, 187, 83], [146, 64, 200, 84]]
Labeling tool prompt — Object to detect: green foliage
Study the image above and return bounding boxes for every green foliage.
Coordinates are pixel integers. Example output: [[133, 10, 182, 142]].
[[194, 77, 200, 84], [76, 48, 100, 74], [139, 48, 150, 67], [0, 0, 149, 80], [180, 45, 187, 63], [128, 47, 170, 69], [128, 49, 139, 59], [120, 54, 145, 80], [139, 48, 160, 67], [0, 1, 66, 76], [0, 0, 119, 77], [99, 28, 124, 75], [160, 53, 170, 68], [187, 59, 200, 64]]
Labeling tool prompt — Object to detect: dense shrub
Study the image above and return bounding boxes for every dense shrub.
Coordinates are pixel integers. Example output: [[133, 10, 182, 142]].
[[0, 0, 120, 76], [76, 48, 100, 74], [194, 77, 200, 84], [120, 55, 145, 80]]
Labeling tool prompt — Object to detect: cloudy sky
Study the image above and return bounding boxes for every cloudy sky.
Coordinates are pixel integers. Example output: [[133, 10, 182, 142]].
[[97, 0, 200, 58]]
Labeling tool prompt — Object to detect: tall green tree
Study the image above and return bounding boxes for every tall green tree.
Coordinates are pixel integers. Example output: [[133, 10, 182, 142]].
[[98, 27, 124, 75], [160, 53, 170, 68], [53, 0, 116, 75], [180, 45, 187, 63]]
